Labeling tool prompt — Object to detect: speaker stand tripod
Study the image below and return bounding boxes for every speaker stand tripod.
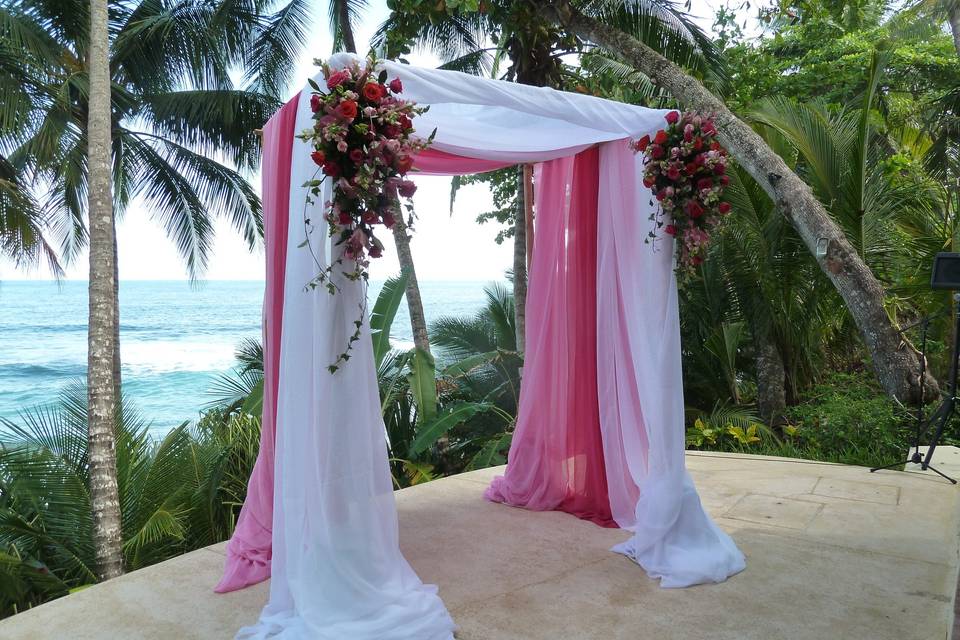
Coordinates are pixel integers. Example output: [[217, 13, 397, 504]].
[[870, 294, 958, 484]]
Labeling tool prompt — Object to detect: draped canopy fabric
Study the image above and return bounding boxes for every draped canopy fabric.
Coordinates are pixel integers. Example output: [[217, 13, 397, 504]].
[[218, 53, 744, 640]]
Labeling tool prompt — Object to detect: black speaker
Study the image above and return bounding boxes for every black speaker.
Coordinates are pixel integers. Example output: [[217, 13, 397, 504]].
[[931, 253, 960, 290]]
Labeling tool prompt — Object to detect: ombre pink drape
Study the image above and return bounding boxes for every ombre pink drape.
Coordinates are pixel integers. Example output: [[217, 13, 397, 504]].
[[484, 147, 619, 527], [215, 93, 300, 593]]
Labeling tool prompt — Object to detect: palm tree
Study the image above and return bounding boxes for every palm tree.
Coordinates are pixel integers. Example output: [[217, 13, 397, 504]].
[[2, 0, 307, 575], [0, 0, 309, 376], [540, 0, 937, 405], [85, 0, 123, 581]]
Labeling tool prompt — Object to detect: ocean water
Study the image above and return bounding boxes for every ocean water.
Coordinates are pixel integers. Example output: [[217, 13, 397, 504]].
[[0, 280, 495, 435]]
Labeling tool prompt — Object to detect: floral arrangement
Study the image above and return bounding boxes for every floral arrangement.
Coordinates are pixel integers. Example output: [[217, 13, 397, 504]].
[[298, 55, 433, 372], [632, 110, 731, 278]]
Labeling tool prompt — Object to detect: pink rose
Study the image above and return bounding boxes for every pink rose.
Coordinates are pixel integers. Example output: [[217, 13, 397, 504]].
[[326, 69, 350, 90]]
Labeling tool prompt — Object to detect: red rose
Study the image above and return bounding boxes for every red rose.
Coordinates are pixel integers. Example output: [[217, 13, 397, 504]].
[[654, 130, 668, 145], [396, 154, 414, 174], [349, 148, 364, 164], [311, 150, 325, 166], [634, 134, 651, 152], [384, 124, 401, 138], [381, 211, 396, 228], [655, 190, 666, 201], [685, 162, 698, 175], [340, 100, 358, 120], [693, 137, 703, 151], [686, 200, 704, 218], [667, 166, 681, 181], [651, 145, 665, 159], [310, 94, 322, 113], [399, 114, 412, 130], [369, 244, 383, 258], [702, 122, 717, 136], [361, 210, 378, 224], [398, 180, 417, 198], [362, 82, 385, 102], [692, 255, 704, 266], [720, 175, 730, 186], [323, 161, 341, 177], [718, 202, 731, 214], [664, 224, 678, 236], [389, 78, 403, 93], [643, 176, 656, 188], [696, 177, 713, 191], [665, 110, 680, 124], [714, 163, 726, 175], [338, 210, 352, 225], [710, 141, 721, 151]]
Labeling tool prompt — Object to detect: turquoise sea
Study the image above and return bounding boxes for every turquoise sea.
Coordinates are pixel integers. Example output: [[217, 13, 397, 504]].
[[0, 280, 495, 435]]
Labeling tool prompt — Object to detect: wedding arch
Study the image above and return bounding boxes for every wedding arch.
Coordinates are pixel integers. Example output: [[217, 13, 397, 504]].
[[214, 53, 745, 640]]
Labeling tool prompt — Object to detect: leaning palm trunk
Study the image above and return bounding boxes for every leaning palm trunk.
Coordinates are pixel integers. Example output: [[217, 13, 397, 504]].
[[86, 0, 125, 580], [545, 0, 937, 404]]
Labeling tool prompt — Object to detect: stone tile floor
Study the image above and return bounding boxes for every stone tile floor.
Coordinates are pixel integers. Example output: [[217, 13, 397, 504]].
[[3, 451, 958, 640]]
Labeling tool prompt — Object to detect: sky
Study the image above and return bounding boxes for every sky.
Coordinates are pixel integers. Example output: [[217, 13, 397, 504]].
[[0, 0, 726, 282]]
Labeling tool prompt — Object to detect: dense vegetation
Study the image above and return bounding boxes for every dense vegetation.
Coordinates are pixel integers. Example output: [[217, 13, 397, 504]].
[[1, 0, 958, 620]]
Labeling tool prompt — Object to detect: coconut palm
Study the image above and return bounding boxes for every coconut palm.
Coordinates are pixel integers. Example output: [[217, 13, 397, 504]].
[[1, 0, 308, 576]]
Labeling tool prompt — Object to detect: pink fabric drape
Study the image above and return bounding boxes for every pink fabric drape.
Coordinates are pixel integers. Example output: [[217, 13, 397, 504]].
[[412, 148, 512, 175], [485, 147, 617, 527], [215, 93, 300, 593]]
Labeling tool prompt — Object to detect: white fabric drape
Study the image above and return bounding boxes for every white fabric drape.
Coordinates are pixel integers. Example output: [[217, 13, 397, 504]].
[[595, 141, 745, 587], [237, 89, 456, 640], [379, 56, 670, 162]]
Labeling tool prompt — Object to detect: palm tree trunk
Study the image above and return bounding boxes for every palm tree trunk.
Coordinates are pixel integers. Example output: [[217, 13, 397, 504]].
[[391, 220, 431, 355], [755, 333, 786, 426], [113, 236, 122, 401], [949, 7, 960, 58], [513, 167, 528, 353], [545, 0, 937, 405], [86, 0, 124, 581]]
